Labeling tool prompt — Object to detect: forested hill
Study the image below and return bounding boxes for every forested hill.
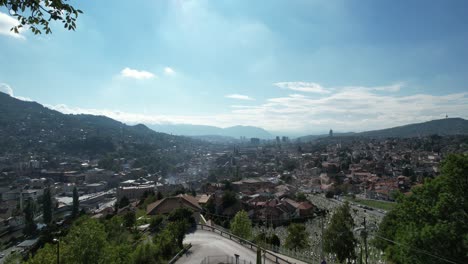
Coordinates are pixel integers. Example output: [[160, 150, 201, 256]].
[[0, 92, 199, 158], [355, 118, 468, 138], [299, 118, 468, 141]]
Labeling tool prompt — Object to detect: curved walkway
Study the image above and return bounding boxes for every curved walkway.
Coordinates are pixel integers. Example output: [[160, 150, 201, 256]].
[[176, 230, 307, 264]]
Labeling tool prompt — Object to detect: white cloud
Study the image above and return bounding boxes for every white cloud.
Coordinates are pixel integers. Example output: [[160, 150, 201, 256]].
[[164, 67, 176, 76], [0, 12, 25, 39], [372, 83, 403, 92], [0, 83, 32, 101], [225, 94, 255, 101], [0, 83, 13, 96], [120, 67, 155, 79], [274, 82, 331, 94]]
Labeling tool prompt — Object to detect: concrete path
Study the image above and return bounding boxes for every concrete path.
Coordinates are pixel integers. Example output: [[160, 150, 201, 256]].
[[176, 230, 273, 264], [176, 230, 308, 264]]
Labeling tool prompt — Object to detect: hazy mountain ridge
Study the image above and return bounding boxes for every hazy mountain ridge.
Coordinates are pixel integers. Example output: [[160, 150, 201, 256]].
[[356, 118, 468, 138], [0, 92, 197, 156], [149, 124, 273, 139], [298, 118, 468, 141]]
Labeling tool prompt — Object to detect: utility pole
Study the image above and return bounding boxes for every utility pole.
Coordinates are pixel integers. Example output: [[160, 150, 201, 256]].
[[363, 216, 368, 264], [320, 214, 324, 261], [53, 238, 59, 264]]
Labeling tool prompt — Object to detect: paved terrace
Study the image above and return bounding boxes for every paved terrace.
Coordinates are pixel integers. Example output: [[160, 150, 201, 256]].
[[176, 229, 307, 264]]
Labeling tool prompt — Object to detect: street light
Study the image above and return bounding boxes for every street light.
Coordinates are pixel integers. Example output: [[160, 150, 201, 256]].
[[52, 238, 59, 264]]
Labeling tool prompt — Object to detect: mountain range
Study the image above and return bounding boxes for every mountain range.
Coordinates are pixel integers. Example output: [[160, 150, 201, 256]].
[[298, 118, 468, 141], [1, 91, 467, 151], [0, 92, 196, 157], [148, 124, 273, 139]]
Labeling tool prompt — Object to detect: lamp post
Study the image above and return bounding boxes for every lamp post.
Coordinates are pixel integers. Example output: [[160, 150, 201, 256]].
[[52, 238, 59, 264]]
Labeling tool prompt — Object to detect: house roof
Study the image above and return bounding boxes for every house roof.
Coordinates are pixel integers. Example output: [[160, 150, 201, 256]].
[[196, 194, 211, 204], [298, 201, 313, 210], [283, 198, 300, 209], [146, 194, 202, 215]]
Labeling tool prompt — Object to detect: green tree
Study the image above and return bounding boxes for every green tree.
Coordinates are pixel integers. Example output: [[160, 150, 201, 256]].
[[230, 210, 252, 240], [4, 252, 23, 264], [27, 217, 114, 264], [25, 243, 57, 264], [149, 215, 164, 233], [375, 154, 468, 264], [222, 190, 238, 209], [296, 192, 307, 202], [285, 223, 309, 251], [156, 191, 163, 200], [123, 211, 136, 229], [42, 187, 53, 225], [167, 220, 189, 248], [62, 217, 110, 264], [1, 0, 83, 35], [323, 202, 357, 263], [118, 196, 130, 208], [153, 229, 177, 260], [254, 232, 267, 246], [104, 215, 128, 244], [72, 186, 79, 218], [131, 242, 159, 264], [23, 198, 36, 236], [168, 207, 195, 225], [269, 234, 281, 247]]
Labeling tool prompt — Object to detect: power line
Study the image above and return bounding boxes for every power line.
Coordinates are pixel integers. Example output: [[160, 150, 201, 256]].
[[374, 235, 461, 264], [205, 211, 461, 264]]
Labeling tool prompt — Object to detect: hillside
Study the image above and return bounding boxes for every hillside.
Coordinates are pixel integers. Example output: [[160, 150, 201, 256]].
[[297, 132, 355, 142], [0, 93, 199, 171], [298, 118, 468, 141], [149, 124, 273, 139], [356, 118, 468, 138]]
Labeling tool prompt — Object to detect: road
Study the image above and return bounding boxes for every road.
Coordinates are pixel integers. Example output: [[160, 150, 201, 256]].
[[0, 246, 20, 264], [176, 230, 275, 264]]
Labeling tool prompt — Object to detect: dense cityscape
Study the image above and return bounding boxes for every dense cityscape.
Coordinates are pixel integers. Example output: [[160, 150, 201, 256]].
[[1, 1, 468, 264], [1, 88, 467, 263]]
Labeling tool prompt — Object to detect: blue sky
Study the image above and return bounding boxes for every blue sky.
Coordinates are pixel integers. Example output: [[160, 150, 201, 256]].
[[1, 0, 467, 134]]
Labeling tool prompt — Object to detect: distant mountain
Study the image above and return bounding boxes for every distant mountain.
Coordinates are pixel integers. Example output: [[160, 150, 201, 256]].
[[298, 118, 468, 141], [355, 118, 468, 138], [190, 135, 240, 144], [0, 92, 197, 159], [297, 132, 355, 142], [149, 124, 273, 139]]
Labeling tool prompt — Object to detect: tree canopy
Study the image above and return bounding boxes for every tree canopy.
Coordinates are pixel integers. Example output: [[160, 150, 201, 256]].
[[285, 223, 309, 251], [375, 154, 468, 264], [230, 210, 252, 240], [0, 0, 82, 35], [42, 187, 53, 225], [323, 202, 357, 263], [71, 186, 79, 219], [23, 198, 36, 237], [26, 213, 191, 264]]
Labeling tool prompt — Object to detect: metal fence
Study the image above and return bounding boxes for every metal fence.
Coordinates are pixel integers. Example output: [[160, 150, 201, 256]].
[[199, 255, 253, 264], [168, 244, 193, 264], [261, 243, 318, 263]]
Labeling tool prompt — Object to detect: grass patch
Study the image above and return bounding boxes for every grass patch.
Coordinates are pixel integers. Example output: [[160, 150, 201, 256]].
[[346, 197, 396, 211]]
